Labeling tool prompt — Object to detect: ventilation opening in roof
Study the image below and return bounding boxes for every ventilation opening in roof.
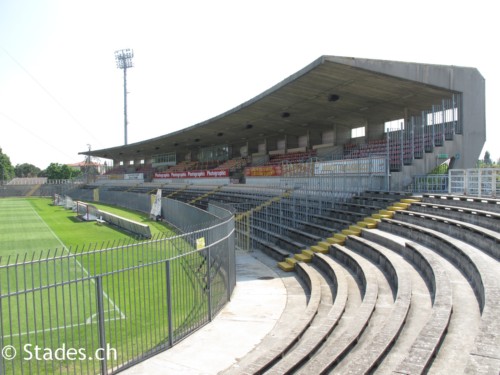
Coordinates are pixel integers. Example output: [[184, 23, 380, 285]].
[[351, 126, 365, 138]]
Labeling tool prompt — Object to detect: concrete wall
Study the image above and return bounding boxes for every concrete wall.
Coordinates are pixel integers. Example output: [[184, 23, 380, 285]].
[[390, 137, 464, 190], [326, 56, 486, 169], [152, 177, 230, 185]]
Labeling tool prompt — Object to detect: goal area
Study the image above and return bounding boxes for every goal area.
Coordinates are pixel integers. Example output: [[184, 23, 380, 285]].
[[74, 201, 151, 238], [53, 194, 75, 210]]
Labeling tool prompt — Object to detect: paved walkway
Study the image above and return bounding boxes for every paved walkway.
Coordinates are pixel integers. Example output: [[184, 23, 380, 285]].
[[121, 249, 287, 375]]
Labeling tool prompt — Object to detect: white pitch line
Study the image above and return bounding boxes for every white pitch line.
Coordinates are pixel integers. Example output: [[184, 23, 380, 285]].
[[29, 204, 126, 320], [85, 309, 114, 324], [4, 315, 125, 338]]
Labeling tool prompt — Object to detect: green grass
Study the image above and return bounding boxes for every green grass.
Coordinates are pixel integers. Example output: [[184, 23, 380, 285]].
[[0, 197, 212, 374]]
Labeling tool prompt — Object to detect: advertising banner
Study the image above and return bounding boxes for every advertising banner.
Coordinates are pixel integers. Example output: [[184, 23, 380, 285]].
[[314, 157, 386, 175], [244, 165, 282, 177], [154, 169, 229, 179], [150, 189, 162, 218], [124, 173, 144, 180]]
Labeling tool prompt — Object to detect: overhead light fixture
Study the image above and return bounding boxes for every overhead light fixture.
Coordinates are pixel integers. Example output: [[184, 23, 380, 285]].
[[114, 49, 134, 145]]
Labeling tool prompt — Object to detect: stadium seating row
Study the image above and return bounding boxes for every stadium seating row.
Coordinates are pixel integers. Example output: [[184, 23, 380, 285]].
[[31, 181, 498, 374], [213, 190, 499, 374]]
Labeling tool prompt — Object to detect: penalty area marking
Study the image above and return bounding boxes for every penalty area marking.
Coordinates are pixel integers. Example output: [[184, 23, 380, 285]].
[[2, 206, 127, 339], [5, 312, 124, 339], [29, 205, 126, 320]]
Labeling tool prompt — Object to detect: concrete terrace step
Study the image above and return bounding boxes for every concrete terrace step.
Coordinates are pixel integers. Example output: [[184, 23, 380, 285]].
[[394, 209, 500, 261], [393, 242, 453, 374], [221, 262, 322, 374], [363, 229, 480, 374], [356, 230, 435, 373], [378, 218, 500, 374], [409, 200, 500, 232], [336, 235, 412, 373], [422, 193, 500, 214], [264, 253, 349, 374], [295, 245, 379, 374]]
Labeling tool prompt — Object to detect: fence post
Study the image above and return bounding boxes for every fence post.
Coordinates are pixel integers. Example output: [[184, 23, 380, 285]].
[[493, 169, 497, 198], [385, 131, 390, 191], [478, 169, 482, 198], [95, 276, 108, 375], [227, 223, 234, 301], [246, 213, 250, 251], [165, 260, 173, 347], [0, 297, 3, 375], [207, 247, 212, 322], [448, 170, 451, 194]]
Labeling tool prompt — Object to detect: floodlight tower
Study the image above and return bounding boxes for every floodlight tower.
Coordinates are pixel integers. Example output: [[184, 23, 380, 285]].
[[114, 49, 134, 145]]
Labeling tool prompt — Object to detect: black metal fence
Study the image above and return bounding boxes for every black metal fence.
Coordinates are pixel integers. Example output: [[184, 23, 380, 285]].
[[0, 196, 235, 375]]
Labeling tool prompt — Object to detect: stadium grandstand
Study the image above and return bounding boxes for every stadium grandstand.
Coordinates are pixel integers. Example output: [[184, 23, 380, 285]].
[[80, 55, 485, 192], [2, 56, 498, 374]]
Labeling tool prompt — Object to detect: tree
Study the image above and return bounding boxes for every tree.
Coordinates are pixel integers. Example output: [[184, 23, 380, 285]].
[[483, 150, 492, 165], [15, 163, 41, 178], [41, 163, 81, 180], [0, 147, 15, 183]]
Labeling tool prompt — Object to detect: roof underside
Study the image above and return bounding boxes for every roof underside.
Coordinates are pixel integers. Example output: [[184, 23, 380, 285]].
[[83, 56, 461, 161]]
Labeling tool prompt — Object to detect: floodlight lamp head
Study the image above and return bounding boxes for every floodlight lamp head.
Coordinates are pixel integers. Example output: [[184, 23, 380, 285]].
[[114, 49, 134, 69]]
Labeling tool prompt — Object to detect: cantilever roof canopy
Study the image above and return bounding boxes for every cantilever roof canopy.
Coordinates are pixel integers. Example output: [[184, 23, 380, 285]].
[[81, 55, 462, 162]]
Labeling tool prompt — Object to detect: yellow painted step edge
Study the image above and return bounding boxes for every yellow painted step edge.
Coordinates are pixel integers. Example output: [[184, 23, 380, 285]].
[[326, 237, 344, 245], [349, 225, 363, 234], [342, 229, 359, 236], [387, 206, 405, 212], [294, 253, 312, 263], [372, 213, 391, 219], [303, 249, 315, 257], [286, 257, 298, 266], [394, 202, 410, 209], [317, 242, 331, 250], [311, 245, 329, 254], [278, 261, 295, 272], [401, 198, 421, 203], [357, 221, 377, 229]]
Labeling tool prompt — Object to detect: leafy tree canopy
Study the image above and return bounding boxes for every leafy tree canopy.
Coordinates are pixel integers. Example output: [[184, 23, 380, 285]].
[[0, 147, 15, 182], [483, 150, 492, 165], [40, 163, 81, 180], [15, 163, 41, 178]]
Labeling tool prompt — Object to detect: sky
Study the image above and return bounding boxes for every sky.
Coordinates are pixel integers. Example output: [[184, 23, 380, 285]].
[[0, 0, 498, 170]]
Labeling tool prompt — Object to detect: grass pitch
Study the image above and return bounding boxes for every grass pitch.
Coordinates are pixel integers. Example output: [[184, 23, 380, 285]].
[[0, 197, 210, 374]]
